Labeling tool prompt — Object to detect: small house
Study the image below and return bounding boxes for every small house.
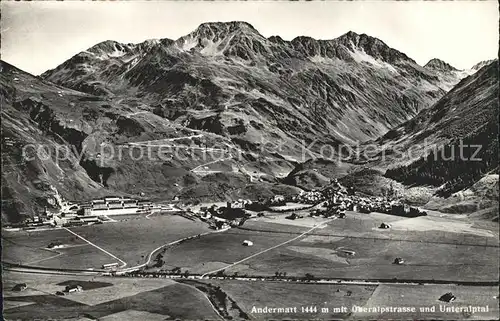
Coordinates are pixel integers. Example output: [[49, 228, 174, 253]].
[[12, 283, 27, 292], [379, 223, 391, 229], [65, 285, 83, 293], [242, 240, 253, 246], [439, 292, 456, 302], [393, 257, 405, 265], [47, 241, 64, 249]]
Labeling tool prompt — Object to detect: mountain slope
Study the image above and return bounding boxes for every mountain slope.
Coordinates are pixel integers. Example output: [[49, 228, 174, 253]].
[[2, 22, 489, 222], [378, 60, 498, 152], [0, 60, 298, 222], [382, 60, 498, 202], [41, 39, 173, 96], [1, 61, 107, 222], [42, 22, 468, 152]]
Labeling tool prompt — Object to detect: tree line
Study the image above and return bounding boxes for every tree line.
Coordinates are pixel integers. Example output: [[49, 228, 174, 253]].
[[385, 121, 498, 197]]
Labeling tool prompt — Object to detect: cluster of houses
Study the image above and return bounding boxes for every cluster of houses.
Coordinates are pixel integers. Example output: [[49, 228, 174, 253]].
[[191, 178, 427, 229], [50, 201, 101, 227], [13, 215, 55, 230], [295, 179, 428, 218], [198, 202, 248, 229], [292, 191, 324, 204], [47, 197, 165, 228], [197, 196, 293, 228]]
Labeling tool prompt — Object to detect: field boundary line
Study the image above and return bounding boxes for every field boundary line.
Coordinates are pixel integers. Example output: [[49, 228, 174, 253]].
[[25, 250, 64, 265], [178, 283, 225, 321], [119, 228, 230, 273], [63, 227, 127, 268], [201, 220, 334, 277]]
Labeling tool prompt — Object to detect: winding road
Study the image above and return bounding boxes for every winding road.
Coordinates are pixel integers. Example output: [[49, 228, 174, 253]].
[[201, 219, 334, 277]]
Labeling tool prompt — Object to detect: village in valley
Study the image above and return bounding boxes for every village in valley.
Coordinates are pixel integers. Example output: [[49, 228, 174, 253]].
[[2, 2, 499, 320], [4, 175, 498, 319], [3, 179, 426, 234]]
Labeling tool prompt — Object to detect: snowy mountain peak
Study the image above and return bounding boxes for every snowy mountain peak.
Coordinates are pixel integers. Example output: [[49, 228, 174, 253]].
[[175, 21, 269, 58], [424, 58, 458, 72]]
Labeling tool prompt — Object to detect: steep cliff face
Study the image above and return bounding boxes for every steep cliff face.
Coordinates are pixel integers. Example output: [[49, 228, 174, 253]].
[[1, 62, 101, 222]]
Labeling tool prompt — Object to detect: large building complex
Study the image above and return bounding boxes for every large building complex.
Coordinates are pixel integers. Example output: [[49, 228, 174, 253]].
[[83, 197, 153, 216]]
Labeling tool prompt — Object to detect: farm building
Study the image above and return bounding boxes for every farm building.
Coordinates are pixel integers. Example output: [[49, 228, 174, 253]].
[[65, 285, 83, 293], [12, 283, 27, 292], [47, 241, 63, 249], [379, 223, 391, 229], [242, 240, 254, 246], [211, 221, 229, 230], [341, 250, 356, 256], [102, 262, 119, 269], [393, 257, 405, 265], [78, 216, 101, 223], [439, 292, 457, 302], [391, 204, 427, 217]]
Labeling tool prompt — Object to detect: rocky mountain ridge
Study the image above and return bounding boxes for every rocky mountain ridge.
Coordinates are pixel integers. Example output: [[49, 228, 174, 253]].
[[42, 22, 470, 153]]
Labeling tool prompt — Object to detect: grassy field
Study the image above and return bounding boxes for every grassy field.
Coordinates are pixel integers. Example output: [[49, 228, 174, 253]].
[[1, 228, 99, 268], [356, 284, 499, 320], [3, 270, 221, 320], [4, 209, 497, 281], [66, 215, 212, 266], [3, 214, 212, 269], [225, 235, 499, 281], [157, 212, 499, 281], [205, 279, 499, 320], [208, 279, 377, 320], [249, 210, 498, 245], [222, 212, 499, 281], [159, 220, 309, 274]]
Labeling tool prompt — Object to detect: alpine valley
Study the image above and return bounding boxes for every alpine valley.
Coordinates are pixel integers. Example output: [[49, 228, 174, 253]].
[[1, 21, 498, 223]]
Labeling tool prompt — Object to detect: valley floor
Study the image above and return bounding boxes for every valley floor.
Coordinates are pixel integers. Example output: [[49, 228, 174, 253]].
[[3, 209, 499, 320]]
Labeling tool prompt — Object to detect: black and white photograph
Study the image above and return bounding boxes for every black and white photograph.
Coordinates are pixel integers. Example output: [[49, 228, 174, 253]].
[[1, 1, 499, 320]]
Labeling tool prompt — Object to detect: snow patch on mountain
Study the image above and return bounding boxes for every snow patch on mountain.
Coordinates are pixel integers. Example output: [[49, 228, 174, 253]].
[[200, 38, 227, 56], [178, 36, 198, 51], [349, 48, 398, 73]]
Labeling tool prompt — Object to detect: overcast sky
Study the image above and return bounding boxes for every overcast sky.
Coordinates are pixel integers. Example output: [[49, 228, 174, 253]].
[[1, 1, 498, 75]]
